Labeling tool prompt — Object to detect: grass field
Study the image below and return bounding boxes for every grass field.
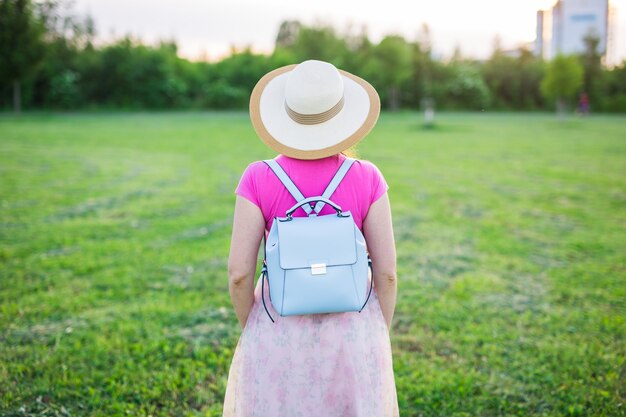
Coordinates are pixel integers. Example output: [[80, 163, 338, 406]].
[[1, 111, 625, 417]]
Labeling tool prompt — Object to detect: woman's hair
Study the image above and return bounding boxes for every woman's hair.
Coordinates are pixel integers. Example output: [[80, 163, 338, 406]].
[[340, 145, 359, 159]]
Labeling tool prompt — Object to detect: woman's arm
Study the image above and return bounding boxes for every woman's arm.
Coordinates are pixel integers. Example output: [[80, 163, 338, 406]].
[[228, 196, 266, 329], [362, 192, 397, 332]]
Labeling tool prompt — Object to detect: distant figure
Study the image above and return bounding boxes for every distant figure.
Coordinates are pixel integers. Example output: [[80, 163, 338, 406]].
[[578, 92, 590, 116], [421, 97, 435, 128]]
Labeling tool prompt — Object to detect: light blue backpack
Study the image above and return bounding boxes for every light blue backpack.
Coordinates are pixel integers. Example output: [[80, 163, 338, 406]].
[[260, 157, 374, 322]]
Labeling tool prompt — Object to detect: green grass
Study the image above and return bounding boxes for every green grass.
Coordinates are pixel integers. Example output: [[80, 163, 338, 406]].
[[1, 111, 624, 416]]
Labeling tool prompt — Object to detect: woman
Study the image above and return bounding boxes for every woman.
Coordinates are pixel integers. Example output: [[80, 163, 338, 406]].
[[223, 60, 399, 417]]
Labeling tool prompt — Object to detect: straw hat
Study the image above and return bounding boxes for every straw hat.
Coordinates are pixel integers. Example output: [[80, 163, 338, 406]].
[[249, 60, 380, 160]]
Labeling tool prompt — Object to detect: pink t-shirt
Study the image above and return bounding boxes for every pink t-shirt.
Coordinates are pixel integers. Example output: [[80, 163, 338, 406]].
[[235, 153, 389, 231]]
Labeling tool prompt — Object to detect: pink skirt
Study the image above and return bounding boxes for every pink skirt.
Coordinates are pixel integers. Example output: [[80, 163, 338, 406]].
[[222, 274, 399, 417]]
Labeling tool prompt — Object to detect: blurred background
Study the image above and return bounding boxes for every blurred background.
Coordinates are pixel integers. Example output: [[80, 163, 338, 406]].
[[1, 1, 625, 416], [1, 0, 626, 113]]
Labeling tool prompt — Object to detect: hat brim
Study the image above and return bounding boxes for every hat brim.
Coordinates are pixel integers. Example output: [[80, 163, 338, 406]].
[[249, 64, 380, 160]]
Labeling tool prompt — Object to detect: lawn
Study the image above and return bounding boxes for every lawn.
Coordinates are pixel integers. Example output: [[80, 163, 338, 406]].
[[0, 111, 624, 416]]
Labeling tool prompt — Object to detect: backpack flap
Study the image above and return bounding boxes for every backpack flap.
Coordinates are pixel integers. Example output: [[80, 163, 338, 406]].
[[276, 212, 357, 271]]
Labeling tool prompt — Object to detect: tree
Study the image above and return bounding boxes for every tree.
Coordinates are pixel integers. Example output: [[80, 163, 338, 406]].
[[0, 0, 45, 114], [369, 35, 412, 110], [81, 37, 190, 108], [603, 60, 626, 112], [540, 54, 583, 115], [275, 20, 301, 49], [286, 23, 350, 67], [580, 32, 604, 109], [408, 24, 435, 108], [31, 0, 96, 108], [444, 63, 491, 110], [483, 47, 545, 110], [341, 24, 372, 76], [37, 0, 95, 49]]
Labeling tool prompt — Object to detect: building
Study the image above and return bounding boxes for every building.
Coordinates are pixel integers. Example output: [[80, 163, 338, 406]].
[[535, 10, 545, 57], [535, 0, 615, 63]]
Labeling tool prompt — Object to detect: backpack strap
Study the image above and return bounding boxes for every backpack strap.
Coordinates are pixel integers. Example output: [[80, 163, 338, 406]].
[[263, 159, 314, 216], [313, 157, 355, 214]]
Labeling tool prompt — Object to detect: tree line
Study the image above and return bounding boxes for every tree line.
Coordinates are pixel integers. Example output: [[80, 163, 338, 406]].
[[2, 0, 625, 113]]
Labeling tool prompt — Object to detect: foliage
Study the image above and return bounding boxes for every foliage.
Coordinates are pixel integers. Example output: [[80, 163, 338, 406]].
[[0, 0, 45, 80], [406, 29, 436, 106], [441, 63, 491, 110], [482, 48, 545, 110], [293, 24, 350, 66], [580, 33, 604, 109], [30, 0, 95, 108], [0, 112, 624, 415], [602, 62, 626, 112], [1, 4, 625, 112], [275, 20, 301, 49], [0, 0, 46, 112], [369, 35, 413, 110], [48, 69, 80, 107], [80, 39, 190, 108], [540, 54, 584, 109]]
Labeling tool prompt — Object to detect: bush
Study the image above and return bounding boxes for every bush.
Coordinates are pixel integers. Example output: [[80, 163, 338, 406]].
[[442, 64, 491, 110], [48, 69, 80, 108]]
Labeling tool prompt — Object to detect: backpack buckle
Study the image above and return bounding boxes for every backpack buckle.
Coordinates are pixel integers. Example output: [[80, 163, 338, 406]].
[[310, 263, 327, 275]]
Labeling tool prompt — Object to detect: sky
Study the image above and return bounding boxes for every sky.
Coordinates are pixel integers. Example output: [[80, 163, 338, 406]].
[[73, 0, 626, 63]]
